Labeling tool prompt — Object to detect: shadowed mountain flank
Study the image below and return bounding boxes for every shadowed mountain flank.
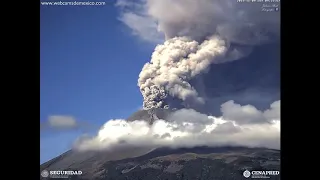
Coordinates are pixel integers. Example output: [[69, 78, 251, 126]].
[[40, 146, 280, 180]]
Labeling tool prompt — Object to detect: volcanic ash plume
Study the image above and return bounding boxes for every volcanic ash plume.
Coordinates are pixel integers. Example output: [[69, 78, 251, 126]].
[[122, 0, 280, 109], [138, 36, 228, 109], [70, 0, 281, 152]]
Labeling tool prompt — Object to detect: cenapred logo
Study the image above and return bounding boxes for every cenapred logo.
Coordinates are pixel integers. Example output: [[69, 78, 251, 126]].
[[243, 170, 280, 178], [243, 170, 251, 178]]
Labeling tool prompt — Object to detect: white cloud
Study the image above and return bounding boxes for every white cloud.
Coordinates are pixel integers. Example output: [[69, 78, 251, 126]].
[[263, 100, 280, 120], [41, 115, 90, 132], [74, 100, 280, 151], [48, 115, 77, 129], [220, 100, 280, 124], [119, 12, 163, 43], [116, 0, 163, 43]]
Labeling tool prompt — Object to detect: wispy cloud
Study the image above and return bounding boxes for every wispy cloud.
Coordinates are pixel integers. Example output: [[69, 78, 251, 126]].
[[40, 115, 94, 132], [74, 100, 280, 151], [116, 0, 164, 43]]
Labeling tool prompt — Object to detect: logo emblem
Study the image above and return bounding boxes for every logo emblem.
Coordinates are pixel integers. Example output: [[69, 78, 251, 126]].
[[243, 170, 251, 178], [41, 170, 49, 177]]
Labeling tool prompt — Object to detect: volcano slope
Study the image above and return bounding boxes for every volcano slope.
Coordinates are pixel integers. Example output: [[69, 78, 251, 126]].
[[40, 109, 280, 180]]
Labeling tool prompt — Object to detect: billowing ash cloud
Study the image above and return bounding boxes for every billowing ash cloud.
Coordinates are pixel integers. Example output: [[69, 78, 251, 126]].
[[74, 100, 280, 151], [74, 0, 280, 152], [117, 0, 280, 109], [139, 36, 228, 109]]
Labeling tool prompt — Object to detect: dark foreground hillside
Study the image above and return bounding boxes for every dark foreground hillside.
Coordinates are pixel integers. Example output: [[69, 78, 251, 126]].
[[40, 146, 280, 180]]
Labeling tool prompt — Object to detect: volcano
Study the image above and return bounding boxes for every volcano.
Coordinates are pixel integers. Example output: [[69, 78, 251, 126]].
[[40, 109, 280, 180], [126, 108, 175, 124]]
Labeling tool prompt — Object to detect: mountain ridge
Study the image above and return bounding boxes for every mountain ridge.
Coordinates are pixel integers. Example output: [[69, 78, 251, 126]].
[[40, 109, 280, 180]]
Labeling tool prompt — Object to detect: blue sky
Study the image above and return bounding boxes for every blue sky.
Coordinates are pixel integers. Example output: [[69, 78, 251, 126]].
[[40, 1, 155, 164]]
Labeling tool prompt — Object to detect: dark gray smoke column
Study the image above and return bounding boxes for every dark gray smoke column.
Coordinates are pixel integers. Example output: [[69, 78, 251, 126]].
[[136, 0, 280, 110]]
